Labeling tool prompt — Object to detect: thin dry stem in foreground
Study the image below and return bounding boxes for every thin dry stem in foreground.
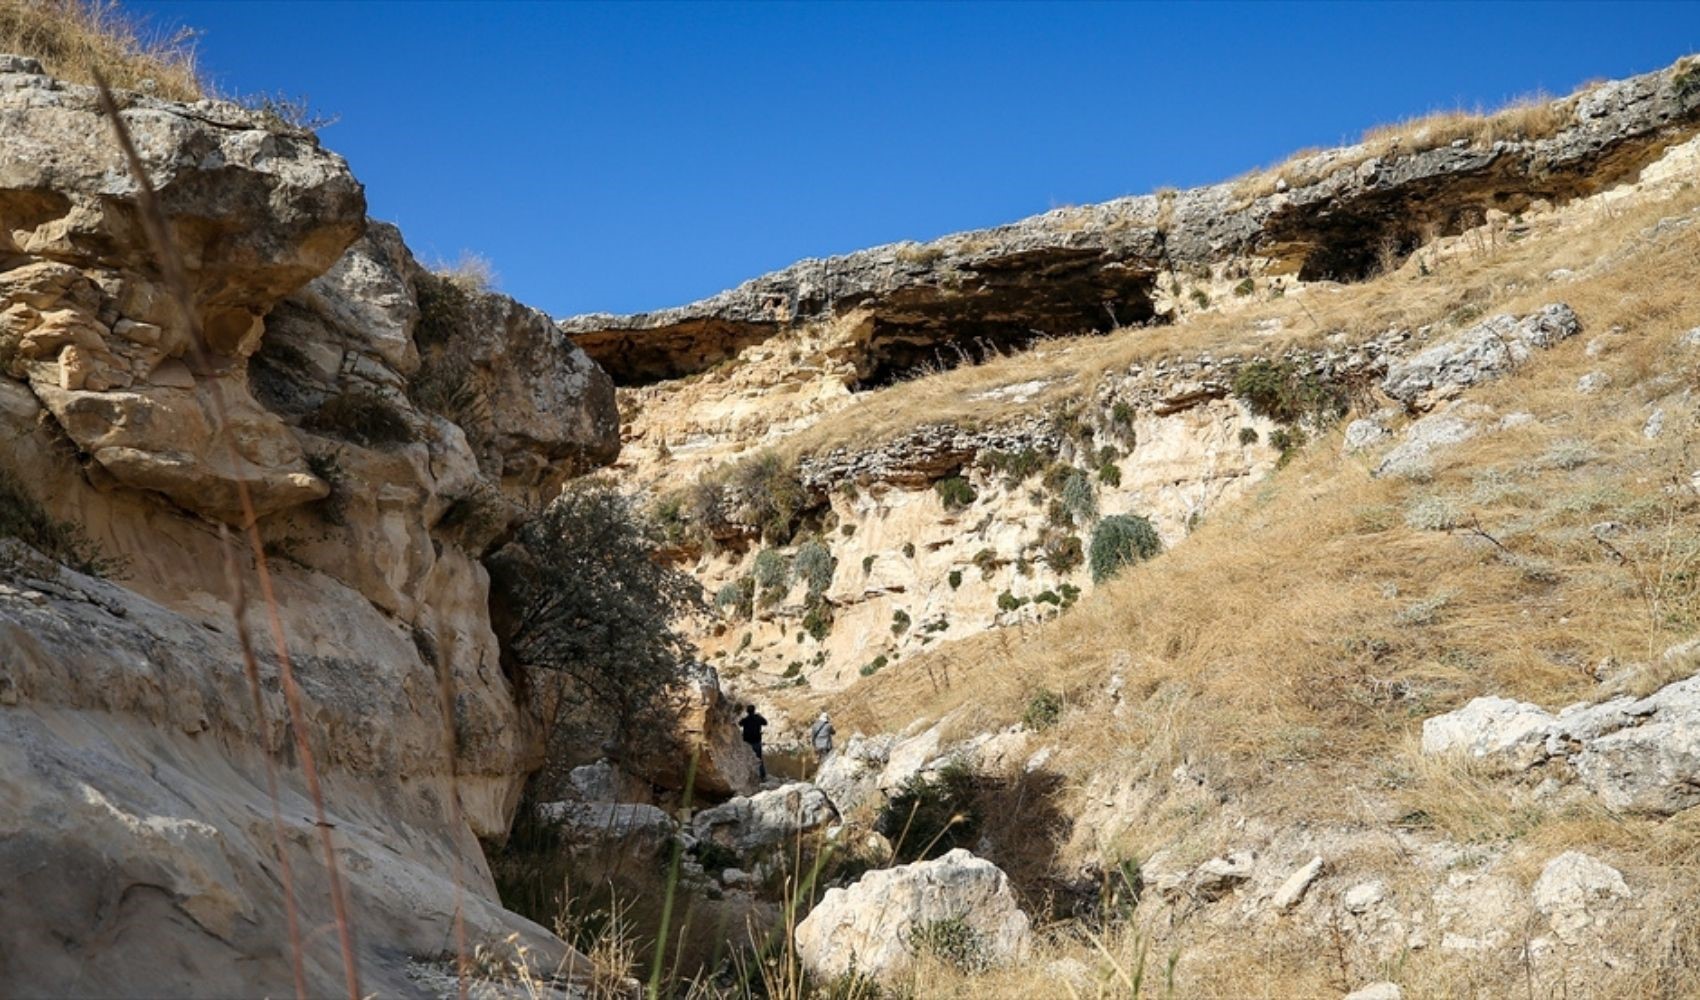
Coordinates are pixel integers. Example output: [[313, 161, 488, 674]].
[[94, 72, 360, 999]]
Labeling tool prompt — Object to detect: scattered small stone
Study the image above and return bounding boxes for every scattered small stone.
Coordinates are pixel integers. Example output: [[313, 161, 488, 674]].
[[1344, 983, 1403, 1000], [1271, 855, 1325, 911]]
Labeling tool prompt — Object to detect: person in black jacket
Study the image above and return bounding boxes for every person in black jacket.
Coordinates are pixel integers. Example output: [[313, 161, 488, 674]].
[[739, 704, 768, 780]]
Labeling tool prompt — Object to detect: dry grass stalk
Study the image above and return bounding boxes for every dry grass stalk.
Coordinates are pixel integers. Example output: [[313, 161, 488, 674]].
[[93, 72, 361, 998]]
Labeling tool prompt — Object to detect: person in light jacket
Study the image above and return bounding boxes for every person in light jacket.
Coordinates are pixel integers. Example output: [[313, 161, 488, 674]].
[[807, 712, 835, 762]]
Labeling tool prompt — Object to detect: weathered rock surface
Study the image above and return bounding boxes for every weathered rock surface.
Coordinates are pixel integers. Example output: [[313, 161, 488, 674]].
[[0, 59, 619, 996], [0, 55, 364, 522], [691, 781, 837, 855], [794, 849, 1032, 984], [566, 60, 1699, 385], [1381, 304, 1580, 411], [1420, 663, 1700, 815], [1532, 851, 1631, 944]]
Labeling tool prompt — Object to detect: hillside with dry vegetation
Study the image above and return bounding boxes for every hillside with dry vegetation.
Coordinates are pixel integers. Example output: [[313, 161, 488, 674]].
[[4, 3, 1700, 997]]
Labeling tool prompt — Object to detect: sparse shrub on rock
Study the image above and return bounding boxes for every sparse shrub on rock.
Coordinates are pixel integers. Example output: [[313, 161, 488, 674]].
[[1089, 513, 1162, 583]]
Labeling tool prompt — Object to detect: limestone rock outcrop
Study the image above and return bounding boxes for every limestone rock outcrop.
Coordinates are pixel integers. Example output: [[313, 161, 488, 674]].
[[794, 849, 1032, 983], [565, 60, 1700, 386], [0, 54, 364, 523], [0, 58, 619, 996]]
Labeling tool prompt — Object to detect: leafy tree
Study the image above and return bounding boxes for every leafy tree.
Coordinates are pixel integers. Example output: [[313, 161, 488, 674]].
[[489, 479, 702, 743]]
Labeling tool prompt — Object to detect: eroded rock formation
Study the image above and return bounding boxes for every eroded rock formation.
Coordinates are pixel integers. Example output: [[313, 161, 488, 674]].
[[0, 56, 617, 995], [564, 60, 1700, 386]]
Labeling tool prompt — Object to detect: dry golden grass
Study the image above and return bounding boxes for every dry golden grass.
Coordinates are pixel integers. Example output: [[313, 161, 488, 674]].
[[0, 0, 201, 100], [806, 173, 1700, 995], [1232, 89, 1580, 205]]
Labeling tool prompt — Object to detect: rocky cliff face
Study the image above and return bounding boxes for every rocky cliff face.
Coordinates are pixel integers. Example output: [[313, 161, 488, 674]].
[[564, 59, 1700, 387], [0, 56, 617, 995]]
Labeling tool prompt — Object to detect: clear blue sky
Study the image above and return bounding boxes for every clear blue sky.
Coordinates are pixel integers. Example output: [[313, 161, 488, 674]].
[[131, 1, 1700, 318]]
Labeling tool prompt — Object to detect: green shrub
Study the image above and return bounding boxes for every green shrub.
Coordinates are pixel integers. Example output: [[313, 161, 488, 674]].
[[908, 917, 988, 973], [978, 447, 1046, 485], [1230, 359, 1348, 425], [997, 591, 1023, 612], [1190, 288, 1210, 308], [1045, 533, 1085, 573], [1060, 469, 1097, 524], [1234, 277, 1256, 297], [973, 548, 999, 579], [859, 654, 888, 677], [947, 569, 963, 590], [489, 479, 700, 743], [1059, 583, 1081, 608], [0, 468, 122, 577], [876, 760, 981, 862], [1269, 427, 1308, 465], [1034, 590, 1061, 606], [802, 601, 833, 641], [1238, 427, 1259, 446], [732, 451, 807, 544], [891, 609, 911, 635], [902, 542, 916, 559], [794, 539, 836, 596], [934, 476, 977, 510], [1096, 445, 1121, 465], [1111, 400, 1134, 429], [862, 554, 875, 574], [715, 577, 754, 618], [1023, 689, 1064, 730], [1098, 462, 1122, 487], [1089, 514, 1162, 583], [307, 388, 415, 447], [752, 548, 791, 607]]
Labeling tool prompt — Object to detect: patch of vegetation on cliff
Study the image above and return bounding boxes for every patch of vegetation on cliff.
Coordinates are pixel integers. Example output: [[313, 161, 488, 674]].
[[0, 0, 202, 101], [0, 467, 123, 577], [1229, 358, 1349, 426], [489, 478, 702, 743], [1088, 514, 1162, 583]]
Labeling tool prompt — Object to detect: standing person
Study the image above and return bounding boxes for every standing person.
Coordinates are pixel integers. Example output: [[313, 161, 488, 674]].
[[739, 704, 768, 780], [808, 712, 835, 763]]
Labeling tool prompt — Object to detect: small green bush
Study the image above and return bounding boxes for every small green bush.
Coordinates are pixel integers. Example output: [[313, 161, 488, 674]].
[[1034, 590, 1061, 606], [1098, 462, 1122, 487], [732, 451, 807, 544], [1045, 533, 1084, 573], [1190, 288, 1210, 308], [752, 548, 791, 607], [908, 917, 988, 973], [902, 542, 916, 559], [862, 554, 875, 574], [1089, 514, 1162, 583], [1111, 400, 1134, 429], [802, 600, 833, 641], [1059, 583, 1081, 608], [978, 447, 1046, 485], [1096, 445, 1121, 465], [891, 609, 911, 635], [1230, 359, 1348, 426], [715, 577, 754, 618], [935, 476, 977, 510], [860, 654, 888, 677], [1023, 689, 1064, 730], [1269, 427, 1308, 465], [947, 569, 963, 590], [1233, 277, 1256, 297], [973, 548, 999, 579], [1060, 469, 1097, 523], [876, 761, 981, 862], [794, 539, 836, 596], [997, 591, 1023, 612], [1238, 427, 1259, 446]]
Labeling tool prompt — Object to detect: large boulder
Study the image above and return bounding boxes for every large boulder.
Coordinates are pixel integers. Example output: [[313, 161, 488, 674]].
[[0, 55, 365, 522], [691, 782, 837, 857], [814, 733, 894, 815], [794, 849, 1032, 984], [1420, 695, 1556, 769], [624, 665, 761, 798]]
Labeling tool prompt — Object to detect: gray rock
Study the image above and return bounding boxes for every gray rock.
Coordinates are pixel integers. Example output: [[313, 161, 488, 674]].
[[814, 733, 894, 814], [1380, 305, 1580, 412], [691, 781, 837, 856], [1532, 851, 1631, 944], [1343, 417, 1391, 453], [1270, 855, 1325, 911], [1374, 404, 1488, 478], [1421, 695, 1556, 768], [794, 849, 1031, 984]]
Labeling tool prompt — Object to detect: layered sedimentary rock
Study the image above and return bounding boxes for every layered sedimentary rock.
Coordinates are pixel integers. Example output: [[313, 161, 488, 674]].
[[0, 56, 617, 996], [564, 59, 1700, 385]]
